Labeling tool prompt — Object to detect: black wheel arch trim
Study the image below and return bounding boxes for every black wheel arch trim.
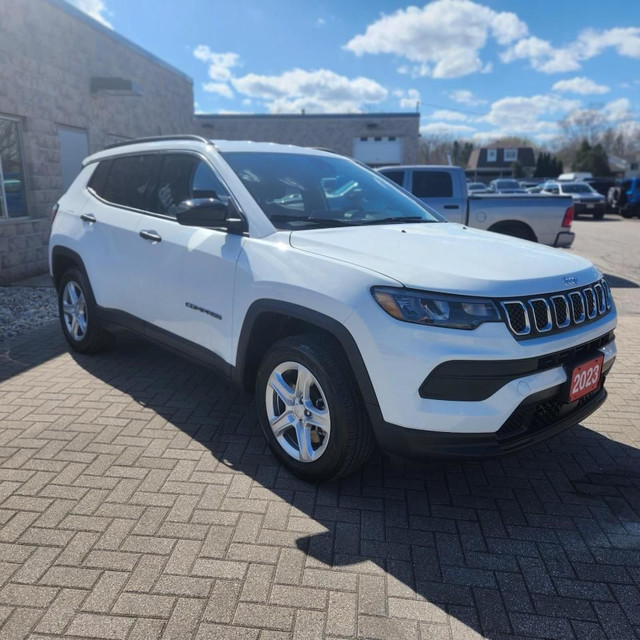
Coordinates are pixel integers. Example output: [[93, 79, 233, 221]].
[[50, 246, 89, 289], [234, 299, 386, 432]]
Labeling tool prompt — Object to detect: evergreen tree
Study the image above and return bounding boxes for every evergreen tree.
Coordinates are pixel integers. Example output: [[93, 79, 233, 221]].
[[573, 140, 592, 172], [591, 144, 611, 176]]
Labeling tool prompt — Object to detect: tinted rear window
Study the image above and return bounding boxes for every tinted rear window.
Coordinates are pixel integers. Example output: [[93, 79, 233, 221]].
[[412, 171, 453, 198], [88, 160, 111, 197], [102, 154, 161, 211]]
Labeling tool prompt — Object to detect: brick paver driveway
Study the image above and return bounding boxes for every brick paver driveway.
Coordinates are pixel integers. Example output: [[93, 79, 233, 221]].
[[1, 219, 639, 639]]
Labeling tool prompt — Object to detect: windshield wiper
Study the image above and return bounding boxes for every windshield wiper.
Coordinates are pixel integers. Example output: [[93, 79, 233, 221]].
[[271, 215, 360, 227], [360, 216, 430, 225]]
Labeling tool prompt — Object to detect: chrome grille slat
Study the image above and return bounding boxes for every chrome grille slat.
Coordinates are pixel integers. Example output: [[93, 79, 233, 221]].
[[550, 295, 570, 328], [500, 279, 611, 339], [569, 291, 586, 323], [529, 298, 552, 332]]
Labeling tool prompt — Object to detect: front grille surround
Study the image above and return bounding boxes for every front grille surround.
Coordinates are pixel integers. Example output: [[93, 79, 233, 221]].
[[500, 278, 612, 340]]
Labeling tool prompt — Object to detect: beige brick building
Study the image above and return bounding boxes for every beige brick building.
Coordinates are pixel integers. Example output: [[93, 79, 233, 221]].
[[194, 113, 420, 167], [0, 0, 194, 284]]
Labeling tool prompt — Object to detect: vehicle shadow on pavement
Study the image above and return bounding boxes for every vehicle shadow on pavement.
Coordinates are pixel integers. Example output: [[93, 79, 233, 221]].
[[0, 321, 609, 638], [0, 322, 67, 382]]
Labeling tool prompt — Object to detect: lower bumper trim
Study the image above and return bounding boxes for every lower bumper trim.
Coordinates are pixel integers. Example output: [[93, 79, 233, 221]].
[[373, 386, 607, 460]]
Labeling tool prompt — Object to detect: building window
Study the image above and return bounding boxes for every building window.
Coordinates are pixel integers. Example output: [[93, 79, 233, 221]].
[[486, 149, 497, 163], [0, 117, 28, 218], [504, 148, 517, 162]]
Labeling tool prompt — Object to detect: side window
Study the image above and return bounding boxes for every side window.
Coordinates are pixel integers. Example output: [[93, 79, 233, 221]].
[[151, 155, 230, 217], [192, 160, 229, 202], [102, 154, 160, 210], [411, 171, 453, 198], [382, 170, 404, 187], [87, 160, 111, 198]]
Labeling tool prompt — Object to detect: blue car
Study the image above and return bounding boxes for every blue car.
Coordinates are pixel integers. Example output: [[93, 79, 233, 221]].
[[608, 177, 640, 218]]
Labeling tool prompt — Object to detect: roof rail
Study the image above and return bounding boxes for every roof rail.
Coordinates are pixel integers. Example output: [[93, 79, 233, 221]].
[[103, 135, 211, 150]]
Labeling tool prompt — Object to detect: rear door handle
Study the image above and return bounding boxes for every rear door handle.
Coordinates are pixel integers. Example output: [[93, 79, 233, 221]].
[[444, 205, 460, 210], [139, 230, 162, 243], [80, 213, 96, 223]]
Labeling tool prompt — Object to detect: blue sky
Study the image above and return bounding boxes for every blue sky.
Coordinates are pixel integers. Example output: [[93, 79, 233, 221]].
[[71, 0, 639, 143]]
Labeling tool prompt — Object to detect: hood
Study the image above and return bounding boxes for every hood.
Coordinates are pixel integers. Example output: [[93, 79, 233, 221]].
[[289, 223, 599, 297]]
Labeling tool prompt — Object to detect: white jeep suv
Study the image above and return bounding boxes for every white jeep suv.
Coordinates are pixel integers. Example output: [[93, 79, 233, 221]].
[[49, 136, 617, 481]]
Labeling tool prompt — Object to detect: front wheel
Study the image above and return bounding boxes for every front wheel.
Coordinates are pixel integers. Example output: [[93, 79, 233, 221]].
[[255, 334, 374, 482], [57, 267, 111, 353]]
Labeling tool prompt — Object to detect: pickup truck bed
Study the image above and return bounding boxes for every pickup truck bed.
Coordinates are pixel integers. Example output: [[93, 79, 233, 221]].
[[379, 165, 575, 248]]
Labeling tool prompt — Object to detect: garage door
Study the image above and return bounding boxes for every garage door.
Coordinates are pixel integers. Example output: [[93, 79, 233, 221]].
[[352, 136, 403, 166]]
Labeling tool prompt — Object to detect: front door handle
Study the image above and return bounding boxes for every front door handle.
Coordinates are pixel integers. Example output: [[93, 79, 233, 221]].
[[80, 213, 96, 223], [139, 230, 162, 243], [444, 204, 460, 210]]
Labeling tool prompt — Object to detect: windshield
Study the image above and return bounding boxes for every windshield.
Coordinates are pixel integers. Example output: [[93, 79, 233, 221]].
[[561, 183, 594, 194], [221, 152, 443, 230]]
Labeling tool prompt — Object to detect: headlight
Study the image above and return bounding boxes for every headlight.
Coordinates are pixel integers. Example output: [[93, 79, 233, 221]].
[[371, 287, 501, 329]]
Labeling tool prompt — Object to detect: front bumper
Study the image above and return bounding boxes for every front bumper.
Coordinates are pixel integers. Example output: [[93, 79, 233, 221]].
[[374, 385, 608, 459], [345, 297, 617, 459]]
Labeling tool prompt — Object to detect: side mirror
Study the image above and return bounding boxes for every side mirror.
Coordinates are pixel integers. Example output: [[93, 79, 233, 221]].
[[176, 198, 229, 228]]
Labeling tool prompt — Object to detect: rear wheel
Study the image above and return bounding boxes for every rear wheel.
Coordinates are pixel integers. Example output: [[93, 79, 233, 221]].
[[255, 334, 374, 482], [57, 268, 111, 353], [488, 221, 536, 242]]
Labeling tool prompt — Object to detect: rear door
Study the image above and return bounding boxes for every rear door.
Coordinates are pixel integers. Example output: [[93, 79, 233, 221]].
[[133, 152, 243, 362], [409, 169, 464, 223], [82, 154, 161, 315]]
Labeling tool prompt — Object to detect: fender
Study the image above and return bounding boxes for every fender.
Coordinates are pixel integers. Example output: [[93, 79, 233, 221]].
[[234, 299, 385, 430]]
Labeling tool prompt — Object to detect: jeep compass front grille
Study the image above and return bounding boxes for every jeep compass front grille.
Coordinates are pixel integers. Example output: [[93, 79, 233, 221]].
[[500, 279, 612, 339]]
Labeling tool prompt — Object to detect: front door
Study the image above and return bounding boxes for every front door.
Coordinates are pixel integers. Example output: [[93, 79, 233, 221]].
[[133, 153, 243, 364], [410, 169, 464, 223]]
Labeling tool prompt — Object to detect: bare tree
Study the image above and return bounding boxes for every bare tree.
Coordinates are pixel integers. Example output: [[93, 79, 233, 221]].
[[559, 106, 606, 146]]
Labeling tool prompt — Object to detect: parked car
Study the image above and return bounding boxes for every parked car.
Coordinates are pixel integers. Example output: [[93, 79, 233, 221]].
[[467, 181, 488, 193], [607, 177, 640, 218], [542, 181, 606, 219], [488, 178, 527, 194], [49, 136, 617, 481], [378, 165, 574, 246], [526, 185, 545, 194], [558, 172, 593, 182]]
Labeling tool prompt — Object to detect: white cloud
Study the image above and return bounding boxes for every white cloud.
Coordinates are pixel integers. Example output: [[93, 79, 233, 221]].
[[315, 17, 326, 27], [603, 98, 633, 122], [395, 88, 421, 109], [483, 94, 580, 130], [502, 27, 640, 73], [68, 0, 112, 28], [448, 89, 487, 106], [421, 122, 476, 136], [232, 68, 387, 113], [344, 0, 527, 78], [193, 46, 241, 82], [202, 82, 234, 99], [429, 110, 468, 122], [552, 76, 610, 95]]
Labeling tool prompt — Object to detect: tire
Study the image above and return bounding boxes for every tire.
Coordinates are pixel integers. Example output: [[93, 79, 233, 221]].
[[488, 222, 536, 242], [57, 267, 111, 354], [255, 333, 375, 482], [621, 207, 634, 219]]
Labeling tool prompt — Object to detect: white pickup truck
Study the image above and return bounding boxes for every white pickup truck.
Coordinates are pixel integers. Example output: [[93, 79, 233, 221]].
[[378, 165, 575, 247]]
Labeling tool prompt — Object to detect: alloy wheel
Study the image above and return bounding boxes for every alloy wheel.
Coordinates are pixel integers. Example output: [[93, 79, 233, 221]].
[[62, 281, 88, 342], [265, 361, 331, 463]]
